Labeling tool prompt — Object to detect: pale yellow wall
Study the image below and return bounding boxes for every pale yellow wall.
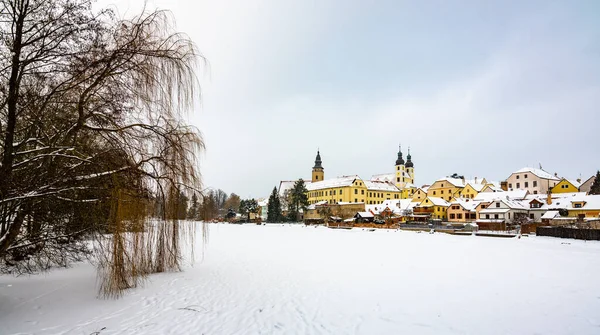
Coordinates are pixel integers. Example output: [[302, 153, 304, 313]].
[[427, 180, 462, 202]]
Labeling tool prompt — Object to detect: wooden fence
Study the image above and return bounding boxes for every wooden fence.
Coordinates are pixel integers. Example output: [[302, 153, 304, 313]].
[[536, 226, 600, 241]]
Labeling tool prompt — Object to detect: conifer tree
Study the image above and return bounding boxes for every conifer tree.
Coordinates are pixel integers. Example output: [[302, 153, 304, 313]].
[[288, 179, 309, 222], [589, 171, 600, 195], [267, 187, 282, 222]]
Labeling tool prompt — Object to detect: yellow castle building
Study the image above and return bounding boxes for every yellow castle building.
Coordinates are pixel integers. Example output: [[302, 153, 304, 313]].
[[305, 147, 416, 205]]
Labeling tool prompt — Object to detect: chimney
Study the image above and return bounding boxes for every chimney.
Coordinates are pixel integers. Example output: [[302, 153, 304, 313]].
[[577, 178, 581, 183], [554, 172, 558, 177], [500, 181, 508, 191], [546, 192, 552, 205], [474, 177, 478, 184]]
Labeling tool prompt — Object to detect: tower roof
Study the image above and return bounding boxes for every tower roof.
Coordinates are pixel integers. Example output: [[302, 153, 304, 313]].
[[313, 150, 323, 169], [395, 145, 405, 166], [406, 147, 414, 168]]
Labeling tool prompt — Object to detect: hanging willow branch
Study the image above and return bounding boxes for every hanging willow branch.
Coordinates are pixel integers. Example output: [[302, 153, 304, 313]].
[[0, 0, 207, 297]]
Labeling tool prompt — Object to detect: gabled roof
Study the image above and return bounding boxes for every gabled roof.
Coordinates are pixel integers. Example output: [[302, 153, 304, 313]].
[[305, 175, 361, 191], [364, 180, 400, 192], [541, 210, 560, 219], [356, 211, 374, 218], [279, 180, 311, 197], [450, 199, 480, 211], [371, 173, 395, 182], [512, 167, 560, 181], [557, 178, 582, 189], [474, 190, 529, 202], [421, 197, 451, 207]]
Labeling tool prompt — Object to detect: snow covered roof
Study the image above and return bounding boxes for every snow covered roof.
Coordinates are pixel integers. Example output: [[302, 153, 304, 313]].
[[560, 178, 582, 188], [436, 177, 467, 187], [474, 190, 528, 202], [305, 175, 360, 191], [367, 199, 417, 215], [356, 212, 374, 218], [258, 199, 268, 207], [541, 210, 560, 219], [364, 180, 399, 192], [466, 183, 487, 192], [513, 167, 560, 181], [371, 173, 395, 182], [450, 199, 480, 211], [422, 197, 450, 207], [279, 180, 312, 196]]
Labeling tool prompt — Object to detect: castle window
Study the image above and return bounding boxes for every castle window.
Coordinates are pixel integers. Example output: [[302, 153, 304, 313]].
[[361, 190, 365, 195], [340, 189, 343, 194], [333, 190, 336, 195], [355, 198, 358, 203], [354, 189, 358, 195], [397, 177, 400, 182]]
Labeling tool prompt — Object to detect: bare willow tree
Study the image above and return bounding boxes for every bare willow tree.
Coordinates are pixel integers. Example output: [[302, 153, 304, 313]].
[[0, 0, 206, 297]]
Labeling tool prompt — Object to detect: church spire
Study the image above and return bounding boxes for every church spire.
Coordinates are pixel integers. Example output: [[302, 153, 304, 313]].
[[313, 150, 323, 169], [395, 144, 405, 166], [406, 146, 414, 168]]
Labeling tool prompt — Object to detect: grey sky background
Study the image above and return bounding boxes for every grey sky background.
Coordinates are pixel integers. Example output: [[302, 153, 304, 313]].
[[102, 0, 600, 199]]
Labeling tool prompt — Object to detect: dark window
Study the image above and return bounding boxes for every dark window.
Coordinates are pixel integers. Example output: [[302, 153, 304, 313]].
[[340, 199, 342, 202], [441, 190, 444, 194], [397, 177, 400, 182], [509, 183, 512, 189], [494, 214, 499, 219], [524, 174, 528, 179], [574, 203, 582, 208], [433, 191, 436, 195], [533, 181, 537, 187], [496, 203, 500, 208], [529, 214, 534, 219], [355, 198, 357, 203], [361, 190, 365, 195], [525, 182, 529, 188], [333, 190, 336, 195], [486, 214, 490, 219], [517, 175, 520, 179], [354, 189, 358, 195], [450, 214, 455, 219], [534, 191, 538, 194], [458, 214, 463, 219], [316, 176, 319, 180], [516, 183, 520, 188], [340, 190, 343, 195]]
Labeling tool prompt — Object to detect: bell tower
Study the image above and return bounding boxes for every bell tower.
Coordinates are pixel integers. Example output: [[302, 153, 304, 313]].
[[405, 147, 415, 184], [394, 145, 405, 189], [312, 150, 324, 182]]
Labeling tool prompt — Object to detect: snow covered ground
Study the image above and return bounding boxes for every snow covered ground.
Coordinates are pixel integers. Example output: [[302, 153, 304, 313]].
[[2, 223, 600, 334]]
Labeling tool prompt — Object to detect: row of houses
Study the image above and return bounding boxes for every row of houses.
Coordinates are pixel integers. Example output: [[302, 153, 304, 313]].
[[272, 150, 598, 225]]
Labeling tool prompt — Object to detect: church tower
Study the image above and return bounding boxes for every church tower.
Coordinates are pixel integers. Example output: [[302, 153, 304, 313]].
[[394, 145, 405, 189], [405, 147, 415, 184], [312, 150, 324, 182]]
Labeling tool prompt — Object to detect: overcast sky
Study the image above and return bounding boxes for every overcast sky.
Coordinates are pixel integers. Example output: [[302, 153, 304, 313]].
[[103, 0, 600, 199]]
